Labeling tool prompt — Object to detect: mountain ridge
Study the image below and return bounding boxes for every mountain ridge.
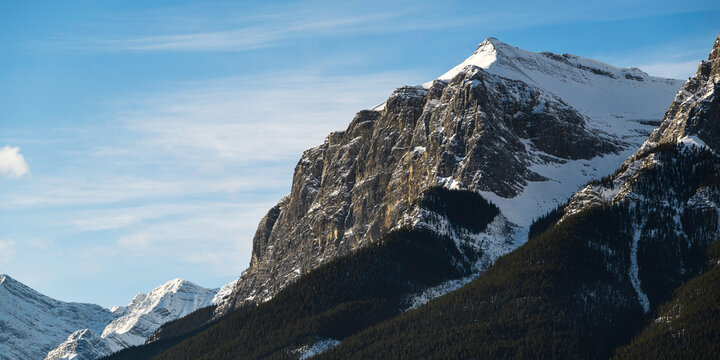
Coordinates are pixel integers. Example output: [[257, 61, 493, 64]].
[[45, 277, 228, 360], [0, 274, 117, 360], [0, 273, 229, 360]]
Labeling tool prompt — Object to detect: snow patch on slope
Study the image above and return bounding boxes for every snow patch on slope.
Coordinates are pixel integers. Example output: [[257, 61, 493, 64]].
[[629, 225, 650, 313], [404, 275, 476, 311], [295, 339, 341, 359]]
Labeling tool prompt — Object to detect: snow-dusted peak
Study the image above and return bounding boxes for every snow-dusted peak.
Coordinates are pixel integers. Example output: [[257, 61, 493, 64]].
[[638, 32, 720, 152], [445, 37, 502, 75], [435, 37, 684, 132], [101, 278, 217, 340], [45, 278, 229, 360], [0, 274, 117, 360], [1, 273, 25, 289], [440, 37, 656, 84]]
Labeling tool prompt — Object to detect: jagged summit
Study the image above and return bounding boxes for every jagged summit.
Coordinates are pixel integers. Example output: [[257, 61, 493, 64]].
[[0, 273, 20, 285], [441, 37, 655, 83], [45, 277, 225, 360], [154, 278, 207, 294], [434, 37, 682, 131]]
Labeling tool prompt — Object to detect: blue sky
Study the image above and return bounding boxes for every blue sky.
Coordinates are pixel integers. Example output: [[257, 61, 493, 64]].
[[1, 0, 718, 307]]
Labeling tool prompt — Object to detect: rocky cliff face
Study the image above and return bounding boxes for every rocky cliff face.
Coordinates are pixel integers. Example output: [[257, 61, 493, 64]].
[[219, 38, 684, 314]]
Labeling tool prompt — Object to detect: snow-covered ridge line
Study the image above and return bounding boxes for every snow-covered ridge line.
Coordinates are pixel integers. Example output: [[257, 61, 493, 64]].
[[431, 37, 683, 134], [0, 274, 118, 360], [45, 278, 235, 360], [438, 37, 672, 85]]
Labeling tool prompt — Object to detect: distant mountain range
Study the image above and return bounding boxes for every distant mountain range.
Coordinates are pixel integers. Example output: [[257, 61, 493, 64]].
[[0, 274, 233, 360]]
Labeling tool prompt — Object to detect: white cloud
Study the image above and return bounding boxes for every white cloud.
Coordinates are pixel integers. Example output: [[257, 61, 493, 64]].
[[0, 174, 287, 209], [115, 71, 420, 164], [118, 232, 150, 249], [185, 253, 223, 267], [27, 238, 55, 250], [0, 146, 29, 178], [66, 202, 274, 231], [56, 6, 405, 53], [54, 1, 720, 53], [0, 239, 16, 265]]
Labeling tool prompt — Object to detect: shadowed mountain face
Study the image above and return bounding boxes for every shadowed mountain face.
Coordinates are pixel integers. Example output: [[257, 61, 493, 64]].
[[218, 38, 683, 315]]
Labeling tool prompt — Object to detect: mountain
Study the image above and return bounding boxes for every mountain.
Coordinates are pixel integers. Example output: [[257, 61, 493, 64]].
[[0, 274, 117, 360], [44, 278, 228, 360], [217, 37, 684, 315], [104, 37, 713, 359], [309, 32, 720, 359]]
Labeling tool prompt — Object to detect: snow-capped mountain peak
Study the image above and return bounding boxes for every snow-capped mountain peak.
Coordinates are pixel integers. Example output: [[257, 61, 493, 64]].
[[436, 37, 683, 131], [99, 278, 218, 352], [44, 278, 233, 360], [0, 275, 117, 360]]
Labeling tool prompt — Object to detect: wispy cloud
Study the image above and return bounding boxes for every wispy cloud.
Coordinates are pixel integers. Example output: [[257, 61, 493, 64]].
[[113, 71, 420, 164], [54, 4, 408, 53], [26, 238, 54, 251], [0, 173, 287, 209], [81, 203, 270, 274], [595, 32, 716, 79], [118, 232, 150, 249], [0, 239, 16, 266], [66, 202, 274, 231], [91, 13, 402, 52], [51, 1, 720, 54], [0, 146, 29, 178], [636, 60, 701, 79]]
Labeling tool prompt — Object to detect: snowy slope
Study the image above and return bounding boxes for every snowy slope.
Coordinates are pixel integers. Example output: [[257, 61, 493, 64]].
[[434, 38, 684, 237], [45, 278, 227, 360], [0, 274, 118, 360], [436, 38, 682, 130]]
